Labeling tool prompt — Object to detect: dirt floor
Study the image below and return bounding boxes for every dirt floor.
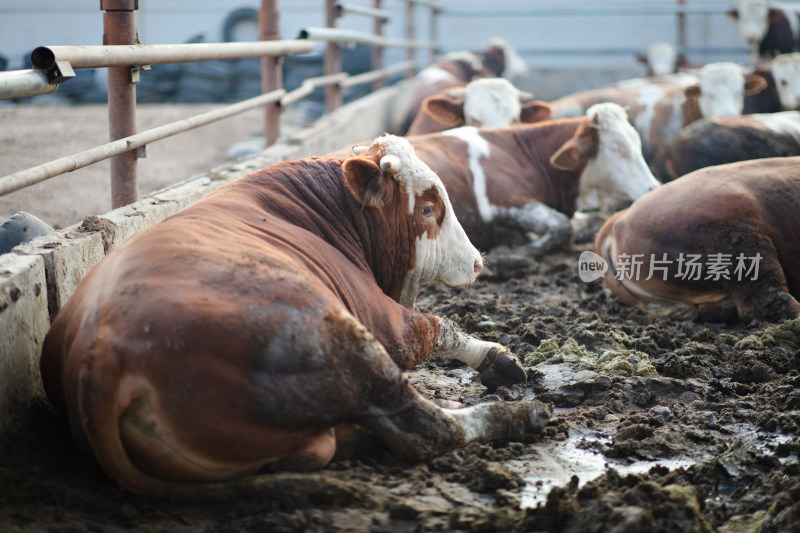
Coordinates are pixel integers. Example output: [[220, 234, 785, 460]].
[[1, 105, 799, 532], [1, 239, 799, 532], [0, 102, 272, 230]]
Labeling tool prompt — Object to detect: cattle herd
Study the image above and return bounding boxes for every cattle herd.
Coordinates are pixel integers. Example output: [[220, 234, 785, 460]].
[[34, 0, 800, 501]]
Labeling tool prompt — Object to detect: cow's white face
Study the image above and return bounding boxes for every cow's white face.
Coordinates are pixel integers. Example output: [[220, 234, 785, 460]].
[[771, 53, 800, 109], [696, 62, 747, 118], [462, 78, 524, 128], [736, 0, 771, 54], [484, 36, 529, 83], [647, 42, 678, 77], [579, 103, 661, 209], [371, 135, 483, 307]]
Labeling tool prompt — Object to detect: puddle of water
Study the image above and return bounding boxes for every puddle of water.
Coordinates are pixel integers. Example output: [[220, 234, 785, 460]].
[[507, 432, 696, 509], [533, 362, 599, 391]]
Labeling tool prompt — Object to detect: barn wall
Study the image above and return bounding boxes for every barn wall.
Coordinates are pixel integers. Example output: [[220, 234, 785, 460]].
[[0, 80, 410, 433], [0, 2, 747, 74]]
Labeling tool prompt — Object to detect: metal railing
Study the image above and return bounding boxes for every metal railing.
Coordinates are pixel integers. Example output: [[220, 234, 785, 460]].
[[0, 0, 436, 209]]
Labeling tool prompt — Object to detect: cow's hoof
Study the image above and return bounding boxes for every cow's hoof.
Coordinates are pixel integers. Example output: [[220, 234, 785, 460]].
[[477, 347, 527, 392]]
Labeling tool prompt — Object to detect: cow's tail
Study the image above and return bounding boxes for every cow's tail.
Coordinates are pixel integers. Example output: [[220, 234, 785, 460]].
[[75, 340, 314, 502], [75, 339, 187, 499], [593, 212, 642, 307]]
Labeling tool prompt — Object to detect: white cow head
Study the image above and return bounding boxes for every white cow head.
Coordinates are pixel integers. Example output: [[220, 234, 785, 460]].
[[684, 62, 767, 118], [422, 78, 552, 130], [643, 42, 679, 77], [730, 0, 772, 60], [550, 103, 661, 211], [482, 37, 530, 83], [345, 135, 483, 307], [771, 52, 800, 109]]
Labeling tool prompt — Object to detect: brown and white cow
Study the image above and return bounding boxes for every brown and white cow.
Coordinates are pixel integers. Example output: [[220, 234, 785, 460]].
[[743, 53, 800, 113], [406, 77, 552, 136], [477, 37, 530, 84], [549, 62, 768, 161], [40, 135, 544, 497], [635, 42, 692, 78], [728, 0, 800, 61], [594, 156, 800, 322], [397, 51, 487, 135], [364, 103, 659, 255], [652, 110, 800, 181]]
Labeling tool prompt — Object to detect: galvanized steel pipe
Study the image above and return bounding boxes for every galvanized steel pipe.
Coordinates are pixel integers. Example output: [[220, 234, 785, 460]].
[[280, 73, 348, 107], [339, 60, 417, 88], [298, 27, 434, 50], [0, 90, 286, 198], [337, 3, 392, 21], [440, 4, 729, 17], [0, 70, 57, 100], [30, 40, 316, 72]]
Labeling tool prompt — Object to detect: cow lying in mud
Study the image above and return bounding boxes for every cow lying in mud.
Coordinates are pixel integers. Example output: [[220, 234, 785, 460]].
[[594, 156, 800, 322], [40, 135, 548, 497], [406, 77, 552, 135], [400, 102, 660, 255], [652, 110, 800, 182]]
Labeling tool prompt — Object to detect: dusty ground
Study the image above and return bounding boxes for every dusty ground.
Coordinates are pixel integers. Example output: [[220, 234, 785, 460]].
[[0, 102, 274, 229], [1, 105, 799, 532], [1, 240, 799, 532]]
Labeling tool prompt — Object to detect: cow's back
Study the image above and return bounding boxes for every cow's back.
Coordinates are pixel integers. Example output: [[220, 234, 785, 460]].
[[652, 115, 800, 181], [613, 157, 800, 290]]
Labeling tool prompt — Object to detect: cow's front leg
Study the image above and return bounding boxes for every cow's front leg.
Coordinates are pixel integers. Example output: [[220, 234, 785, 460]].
[[434, 317, 526, 391], [496, 202, 573, 256]]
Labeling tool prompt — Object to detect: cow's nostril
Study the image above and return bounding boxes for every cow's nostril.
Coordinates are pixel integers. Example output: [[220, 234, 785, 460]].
[[474, 259, 483, 275]]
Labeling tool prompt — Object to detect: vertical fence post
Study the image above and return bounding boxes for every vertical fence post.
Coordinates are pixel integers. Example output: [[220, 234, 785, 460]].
[[324, 0, 342, 112], [102, 0, 139, 209], [677, 0, 686, 53], [405, 1, 415, 79], [372, 0, 386, 91], [429, 3, 438, 63], [261, 0, 281, 147]]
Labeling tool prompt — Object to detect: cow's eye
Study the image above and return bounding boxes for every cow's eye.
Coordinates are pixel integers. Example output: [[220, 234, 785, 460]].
[[420, 203, 436, 218]]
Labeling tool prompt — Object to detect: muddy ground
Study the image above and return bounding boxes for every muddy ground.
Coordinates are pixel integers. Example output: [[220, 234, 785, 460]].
[[1, 228, 798, 532]]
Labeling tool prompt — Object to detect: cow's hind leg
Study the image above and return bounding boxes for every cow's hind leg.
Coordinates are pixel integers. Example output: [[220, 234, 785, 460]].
[[307, 310, 549, 462], [359, 392, 552, 462], [726, 256, 800, 322], [495, 202, 573, 256]]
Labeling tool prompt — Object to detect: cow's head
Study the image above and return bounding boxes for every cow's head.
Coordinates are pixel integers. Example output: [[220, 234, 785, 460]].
[[343, 135, 483, 307], [422, 78, 552, 129], [684, 62, 767, 118], [436, 51, 486, 83], [636, 42, 679, 77], [771, 52, 800, 109], [550, 103, 661, 211], [480, 37, 530, 83], [728, 0, 776, 60]]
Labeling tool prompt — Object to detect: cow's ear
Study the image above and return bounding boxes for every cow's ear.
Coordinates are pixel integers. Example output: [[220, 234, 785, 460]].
[[684, 84, 701, 99], [726, 8, 739, 20], [551, 138, 591, 170], [423, 95, 466, 127], [768, 8, 783, 23], [343, 157, 393, 208], [551, 122, 599, 170], [744, 73, 768, 95], [520, 101, 552, 123]]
